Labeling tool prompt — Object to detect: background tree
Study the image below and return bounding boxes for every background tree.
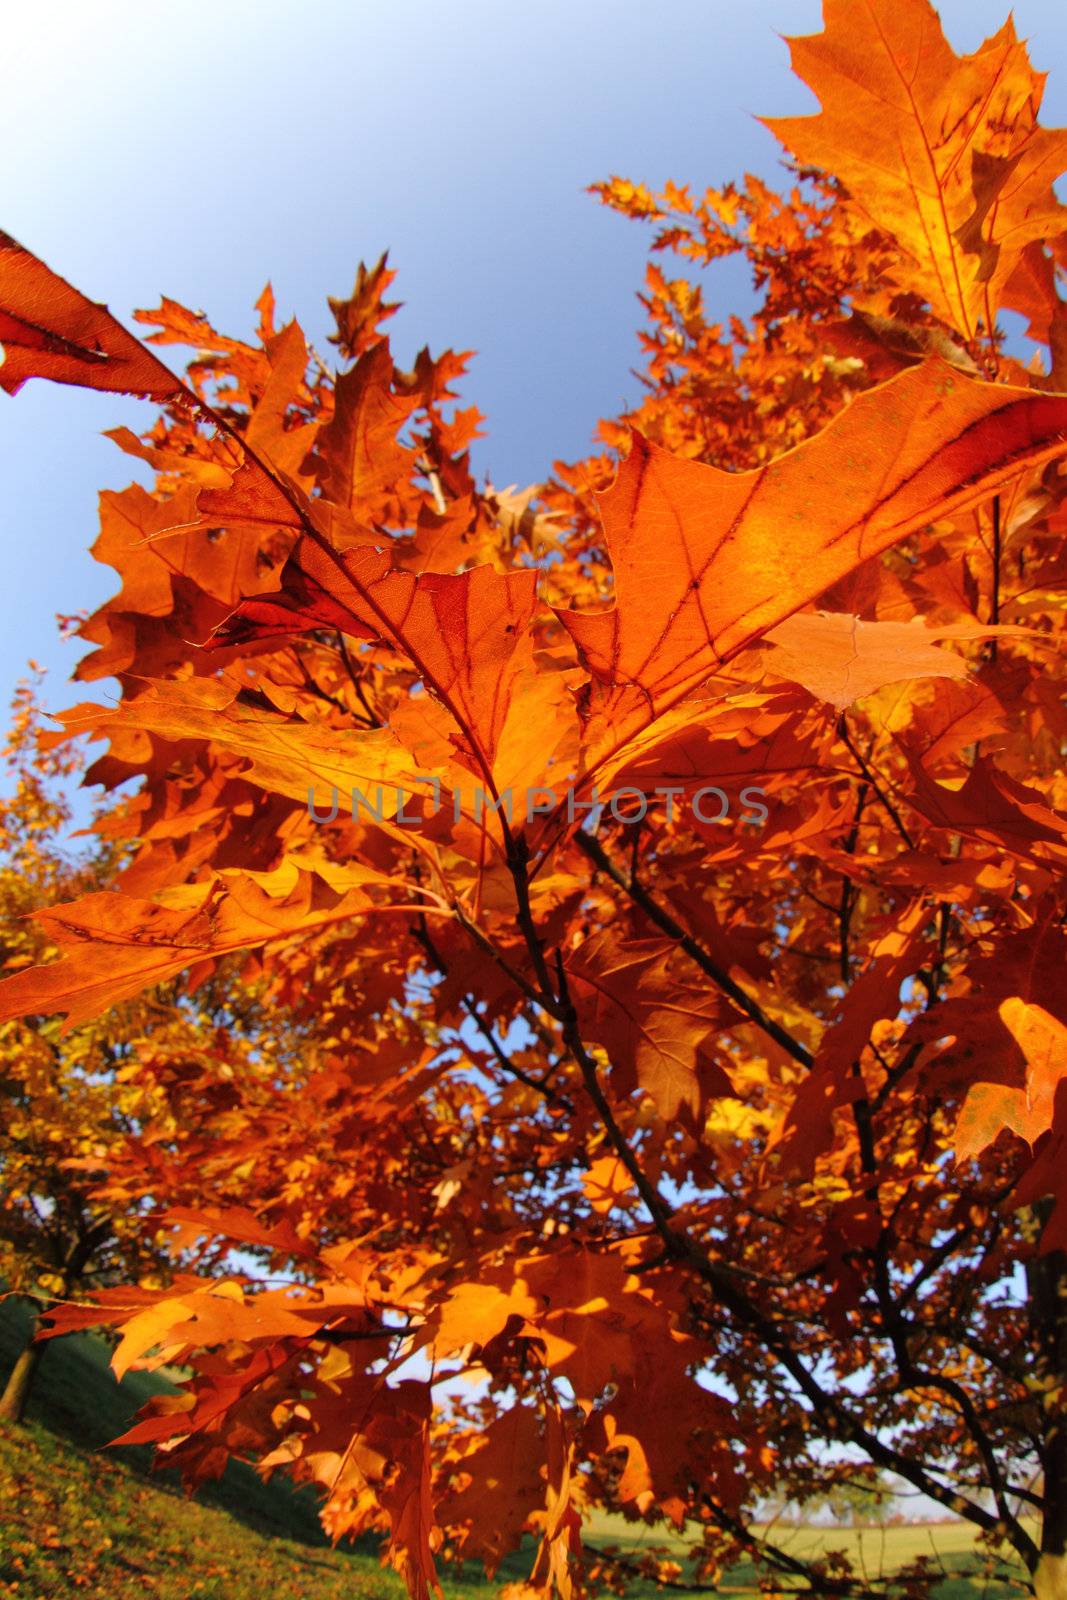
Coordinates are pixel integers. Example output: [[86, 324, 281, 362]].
[[0, 677, 157, 1420], [813, 1474, 894, 1530], [0, 680, 310, 1422], [1, 2, 1067, 1597], [759, 1470, 893, 1529]]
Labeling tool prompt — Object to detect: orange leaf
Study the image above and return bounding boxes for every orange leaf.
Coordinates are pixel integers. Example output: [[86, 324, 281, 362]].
[[436, 1406, 544, 1574], [567, 933, 736, 1120], [955, 1000, 1067, 1158], [582, 1156, 635, 1214], [555, 363, 1067, 764], [0, 233, 190, 402], [209, 538, 539, 777], [0, 867, 383, 1030], [765, 1, 1067, 339], [762, 611, 1036, 710]]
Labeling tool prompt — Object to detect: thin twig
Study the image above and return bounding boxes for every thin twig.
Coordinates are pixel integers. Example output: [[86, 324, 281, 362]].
[[574, 829, 813, 1070]]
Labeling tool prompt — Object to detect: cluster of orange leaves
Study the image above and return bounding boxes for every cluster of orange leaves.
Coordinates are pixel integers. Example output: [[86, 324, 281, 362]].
[[2, 1, 1067, 1593]]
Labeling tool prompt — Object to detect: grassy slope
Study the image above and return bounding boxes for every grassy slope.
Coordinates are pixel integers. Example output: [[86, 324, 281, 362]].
[[0, 1298, 1037, 1598], [0, 1296, 492, 1599]]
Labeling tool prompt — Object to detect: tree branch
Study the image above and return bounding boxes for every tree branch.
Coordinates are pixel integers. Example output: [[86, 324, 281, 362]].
[[575, 828, 814, 1070]]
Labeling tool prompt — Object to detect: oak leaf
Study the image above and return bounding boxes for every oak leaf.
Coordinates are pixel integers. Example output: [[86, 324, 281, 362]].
[[0, 866, 390, 1031], [762, 611, 1035, 711], [954, 999, 1067, 1158], [555, 362, 1067, 764], [436, 1406, 544, 1573], [208, 538, 539, 778], [566, 933, 737, 1120], [0, 233, 190, 401], [765, 0, 1067, 340]]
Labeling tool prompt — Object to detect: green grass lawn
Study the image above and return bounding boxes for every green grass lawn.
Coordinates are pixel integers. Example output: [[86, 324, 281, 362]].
[[0, 1295, 497, 1599], [0, 1297, 1039, 1597]]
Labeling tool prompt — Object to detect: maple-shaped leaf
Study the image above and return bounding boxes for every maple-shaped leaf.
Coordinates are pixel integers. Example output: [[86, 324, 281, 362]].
[[765, 1, 1067, 340], [566, 933, 737, 1120], [0, 233, 190, 401], [555, 362, 1067, 764], [762, 611, 1035, 711]]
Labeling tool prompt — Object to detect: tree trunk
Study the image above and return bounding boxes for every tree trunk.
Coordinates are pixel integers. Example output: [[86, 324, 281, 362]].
[[0, 1316, 43, 1424], [1035, 1553, 1067, 1600], [1029, 1201, 1067, 1598]]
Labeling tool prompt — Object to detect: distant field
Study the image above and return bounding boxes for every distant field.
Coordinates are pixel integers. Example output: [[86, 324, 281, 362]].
[[582, 1507, 1036, 1597], [0, 1298, 1038, 1597]]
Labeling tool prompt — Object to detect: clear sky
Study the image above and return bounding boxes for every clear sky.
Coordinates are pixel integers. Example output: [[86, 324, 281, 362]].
[[2, 0, 1065, 714]]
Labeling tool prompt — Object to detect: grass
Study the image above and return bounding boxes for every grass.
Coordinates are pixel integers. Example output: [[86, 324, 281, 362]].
[[581, 1509, 1034, 1598], [0, 1295, 493, 1599], [0, 1297, 1038, 1597]]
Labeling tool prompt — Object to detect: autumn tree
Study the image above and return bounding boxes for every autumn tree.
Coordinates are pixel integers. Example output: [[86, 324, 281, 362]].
[[1, 2, 1067, 1596], [0, 679, 311, 1422], [0, 676, 159, 1420]]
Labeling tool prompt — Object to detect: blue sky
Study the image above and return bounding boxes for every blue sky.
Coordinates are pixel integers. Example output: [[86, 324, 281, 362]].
[[2, 0, 1065, 716]]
